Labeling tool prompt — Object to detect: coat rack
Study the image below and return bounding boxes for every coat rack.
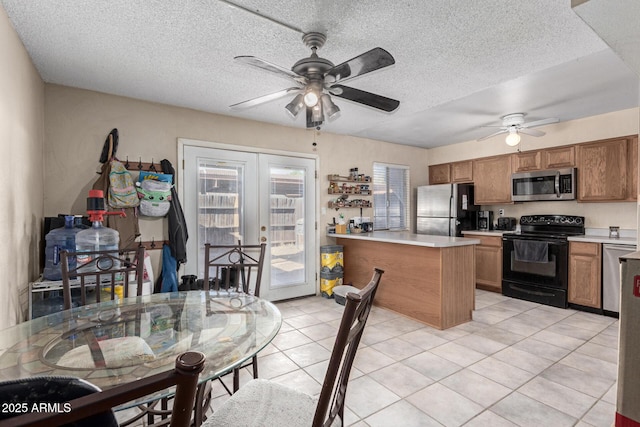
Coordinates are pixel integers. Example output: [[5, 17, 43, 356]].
[[123, 157, 162, 172], [132, 238, 170, 251]]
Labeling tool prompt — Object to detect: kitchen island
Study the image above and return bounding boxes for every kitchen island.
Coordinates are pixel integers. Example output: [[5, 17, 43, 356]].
[[327, 231, 480, 329]]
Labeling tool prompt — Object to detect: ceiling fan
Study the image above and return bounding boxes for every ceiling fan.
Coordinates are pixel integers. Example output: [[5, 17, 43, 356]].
[[230, 32, 400, 129], [477, 113, 559, 146]]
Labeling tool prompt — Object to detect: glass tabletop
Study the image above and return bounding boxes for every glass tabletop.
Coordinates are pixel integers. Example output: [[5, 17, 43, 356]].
[[0, 291, 282, 396]]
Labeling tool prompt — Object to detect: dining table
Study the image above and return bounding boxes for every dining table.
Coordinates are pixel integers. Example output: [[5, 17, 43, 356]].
[[0, 290, 282, 410]]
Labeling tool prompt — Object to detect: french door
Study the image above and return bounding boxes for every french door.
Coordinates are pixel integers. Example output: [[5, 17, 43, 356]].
[[182, 144, 317, 301]]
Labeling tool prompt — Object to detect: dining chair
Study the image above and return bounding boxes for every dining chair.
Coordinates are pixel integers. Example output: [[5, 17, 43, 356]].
[[0, 351, 205, 427], [60, 246, 145, 310], [203, 243, 267, 394], [202, 268, 384, 427]]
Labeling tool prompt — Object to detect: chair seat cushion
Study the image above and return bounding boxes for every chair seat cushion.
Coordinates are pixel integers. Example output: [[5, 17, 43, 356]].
[[204, 379, 319, 426], [57, 336, 156, 368]]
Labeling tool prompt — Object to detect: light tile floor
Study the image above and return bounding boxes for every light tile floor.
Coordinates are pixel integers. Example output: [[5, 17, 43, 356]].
[[209, 290, 619, 427]]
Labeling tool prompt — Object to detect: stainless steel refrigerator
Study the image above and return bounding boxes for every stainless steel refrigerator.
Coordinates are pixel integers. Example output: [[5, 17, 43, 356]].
[[416, 183, 478, 236]]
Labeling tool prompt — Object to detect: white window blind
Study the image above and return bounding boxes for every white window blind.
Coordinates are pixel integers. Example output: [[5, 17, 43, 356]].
[[373, 163, 410, 230]]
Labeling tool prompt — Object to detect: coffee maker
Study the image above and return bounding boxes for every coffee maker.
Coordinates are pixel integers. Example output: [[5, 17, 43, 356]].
[[477, 211, 493, 231]]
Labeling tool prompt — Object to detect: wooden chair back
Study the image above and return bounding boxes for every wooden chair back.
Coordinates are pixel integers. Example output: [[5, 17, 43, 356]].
[[0, 351, 205, 427], [202, 244, 266, 296], [313, 268, 384, 427], [60, 246, 145, 310]]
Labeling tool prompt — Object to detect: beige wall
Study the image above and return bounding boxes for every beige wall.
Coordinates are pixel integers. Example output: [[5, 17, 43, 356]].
[[427, 108, 640, 230], [0, 7, 45, 327], [44, 84, 429, 279]]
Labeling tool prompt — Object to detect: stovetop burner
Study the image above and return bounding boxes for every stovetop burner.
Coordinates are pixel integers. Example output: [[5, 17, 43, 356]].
[[516, 214, 585, 237]]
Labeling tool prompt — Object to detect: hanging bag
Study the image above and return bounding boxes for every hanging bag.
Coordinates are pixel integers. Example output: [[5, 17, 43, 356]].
[[108, 159, 140, 208], [136, 178, 172, 217]]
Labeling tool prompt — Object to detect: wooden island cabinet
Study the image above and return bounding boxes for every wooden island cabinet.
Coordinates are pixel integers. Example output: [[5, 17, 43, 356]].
[[331, 231, 479, 330]]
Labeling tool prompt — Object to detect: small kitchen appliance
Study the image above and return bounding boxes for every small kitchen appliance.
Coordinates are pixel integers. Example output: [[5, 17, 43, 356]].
[[477, 211, 493, 231], [496, 217, 517, 231], [511, 167, 576, 201]]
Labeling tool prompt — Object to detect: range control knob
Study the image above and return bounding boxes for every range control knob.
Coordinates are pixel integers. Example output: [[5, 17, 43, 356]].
[[575, 217, 583, 225]]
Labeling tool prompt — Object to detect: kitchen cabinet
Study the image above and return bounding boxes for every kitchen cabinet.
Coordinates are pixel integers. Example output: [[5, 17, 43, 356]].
[[429, 163, 451, 184], [568, 241, 601, 308], [473, 155, 512, 204], [627, 136, 638, 201], [543, 145, 575, 168], [467, 233, 502, 292], [512, 146, 575, 172], [576, 137, 628, 201], [428, 161, 472, 184], [512, 151, 542, 172], [451, 160, 473, 183]]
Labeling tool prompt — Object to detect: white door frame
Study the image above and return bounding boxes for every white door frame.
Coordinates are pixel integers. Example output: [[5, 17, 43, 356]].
[[177, 138, 320, 297]]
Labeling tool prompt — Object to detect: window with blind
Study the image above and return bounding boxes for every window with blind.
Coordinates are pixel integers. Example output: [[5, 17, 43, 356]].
[[373, 163, 410, 230]]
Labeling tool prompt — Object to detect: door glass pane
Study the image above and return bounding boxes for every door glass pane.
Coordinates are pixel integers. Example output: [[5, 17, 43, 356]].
[[197, 160, 244, 277], [269, 166, 305, 288]]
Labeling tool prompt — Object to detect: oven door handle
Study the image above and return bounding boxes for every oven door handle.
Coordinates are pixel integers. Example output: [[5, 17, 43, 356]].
[[555, 171, 561, 198], [510, 284, 557, 297], [503, 236, 568, 246]]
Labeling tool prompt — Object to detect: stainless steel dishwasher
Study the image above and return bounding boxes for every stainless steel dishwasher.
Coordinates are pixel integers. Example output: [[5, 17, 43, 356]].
[[602, 243, 637, 315]]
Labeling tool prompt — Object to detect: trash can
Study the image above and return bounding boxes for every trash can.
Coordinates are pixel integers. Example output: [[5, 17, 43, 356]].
[[320, 271, 343, 298], [333, 285, 360, 306], [320, 245, 343, 274]]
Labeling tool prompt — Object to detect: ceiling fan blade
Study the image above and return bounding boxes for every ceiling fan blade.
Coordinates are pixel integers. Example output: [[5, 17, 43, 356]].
[[325, 48, 395, 84], [234, 56, 306, 84], [230, 87, 301, 109], [518, 128, 546, 137], [520, 117, 559, 128], [330, 84, 400, 112], [477, 129, 508, 141]]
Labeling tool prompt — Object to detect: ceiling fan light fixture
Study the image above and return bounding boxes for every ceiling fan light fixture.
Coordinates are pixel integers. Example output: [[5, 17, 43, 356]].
[[285, 93, 304, 117], [321, 94, 340, 119], [505, 129, 521, 146], [303, 89, 320, 107]]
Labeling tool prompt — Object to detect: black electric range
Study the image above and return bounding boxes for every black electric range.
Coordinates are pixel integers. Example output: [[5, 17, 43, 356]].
[[502, 215, 585, 308]]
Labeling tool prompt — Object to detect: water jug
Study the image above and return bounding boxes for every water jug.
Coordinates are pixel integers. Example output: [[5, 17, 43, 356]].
[[75, 221, 120, 270], [43, 215, 82, 280], [75, 190, 121, 271]]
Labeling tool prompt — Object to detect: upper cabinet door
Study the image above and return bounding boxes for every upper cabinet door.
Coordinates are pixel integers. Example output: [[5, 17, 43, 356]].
[[429, 163, 451, 184], [543, 146, 575, 169], [512, 151, 542, 172], [473, 155, 512, 205], [577, 138, 628, 201], [451, 160, 473, 183]]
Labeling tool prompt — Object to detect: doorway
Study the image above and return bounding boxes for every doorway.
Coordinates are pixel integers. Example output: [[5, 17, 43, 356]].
[[181, 143, 317, 301]]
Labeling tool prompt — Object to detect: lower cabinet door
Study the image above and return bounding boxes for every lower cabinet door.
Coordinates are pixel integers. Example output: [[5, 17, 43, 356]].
[[476, 245, 502, 292]]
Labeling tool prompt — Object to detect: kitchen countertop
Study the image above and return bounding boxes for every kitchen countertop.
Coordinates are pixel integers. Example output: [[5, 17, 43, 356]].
[[568, 235, 637, 245], [327, 231, 480, 248]]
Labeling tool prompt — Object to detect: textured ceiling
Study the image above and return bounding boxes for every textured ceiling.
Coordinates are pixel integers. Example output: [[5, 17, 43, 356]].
[[1, 0, 639, 148]]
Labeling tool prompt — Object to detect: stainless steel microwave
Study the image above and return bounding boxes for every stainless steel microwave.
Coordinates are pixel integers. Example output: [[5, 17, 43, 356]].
[[511, 167, 576, 201]]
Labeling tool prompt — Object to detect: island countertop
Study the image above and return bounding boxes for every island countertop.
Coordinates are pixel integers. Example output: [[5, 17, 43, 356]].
[[326, 231, 480, 248]]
